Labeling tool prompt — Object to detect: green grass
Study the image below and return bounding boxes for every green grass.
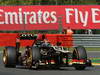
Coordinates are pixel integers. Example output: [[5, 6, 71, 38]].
[[90, 58, 100, 63], [67, 47, 100, 51], [0, 47, 4, 51], [85, 47, 100, 51], [0, 47, 100, 51]]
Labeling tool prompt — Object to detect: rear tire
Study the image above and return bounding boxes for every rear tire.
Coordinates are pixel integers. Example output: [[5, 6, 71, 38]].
[[3, 46, 16, 68], [73, 46, 87, 70], [32, 47, 41, 69]]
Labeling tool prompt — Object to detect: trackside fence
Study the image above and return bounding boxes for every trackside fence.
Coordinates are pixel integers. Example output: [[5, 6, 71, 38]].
[[73, 34, 100, 47]]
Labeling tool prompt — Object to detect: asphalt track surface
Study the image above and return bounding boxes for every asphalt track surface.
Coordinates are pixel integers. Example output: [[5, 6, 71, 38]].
[[0, 51, 100, 75]]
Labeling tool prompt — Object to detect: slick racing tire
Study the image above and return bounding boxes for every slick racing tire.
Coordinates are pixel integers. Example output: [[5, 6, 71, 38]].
[[3, 46, 16, 68], [32, 47, 41, 69], [73, 46, 87, 70]]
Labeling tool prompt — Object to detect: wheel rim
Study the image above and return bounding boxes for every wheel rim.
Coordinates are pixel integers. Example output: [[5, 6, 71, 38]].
[[73, 49, 79, 59], [26, 57, 32, 68], [25, 48, 33, 68], [3, 55, 7, 64], [3, 49, 8, 64], [35, 62, 39, 68]]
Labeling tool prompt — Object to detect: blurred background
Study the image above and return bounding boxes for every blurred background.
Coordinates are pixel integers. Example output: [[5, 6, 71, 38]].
[[0, 0, 99, 5], [0, 0, 100, 34]]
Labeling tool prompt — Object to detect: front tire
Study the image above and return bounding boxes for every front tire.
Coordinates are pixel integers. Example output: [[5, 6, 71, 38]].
[[73, 46, 87, 70]]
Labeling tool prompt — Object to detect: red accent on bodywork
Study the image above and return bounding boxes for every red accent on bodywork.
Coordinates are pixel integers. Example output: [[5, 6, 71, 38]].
[[0, 33, 73, 47], [72, 59, 85, 62], [0, 33, 34, 47], [45, 34, 73, 47]]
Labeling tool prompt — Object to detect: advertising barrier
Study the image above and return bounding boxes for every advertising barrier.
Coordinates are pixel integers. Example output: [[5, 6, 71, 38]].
[[0, 5, 100, 30]]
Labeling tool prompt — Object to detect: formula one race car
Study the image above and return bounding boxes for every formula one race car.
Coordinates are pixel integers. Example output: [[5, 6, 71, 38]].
[[3, 33, 92, 70]]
